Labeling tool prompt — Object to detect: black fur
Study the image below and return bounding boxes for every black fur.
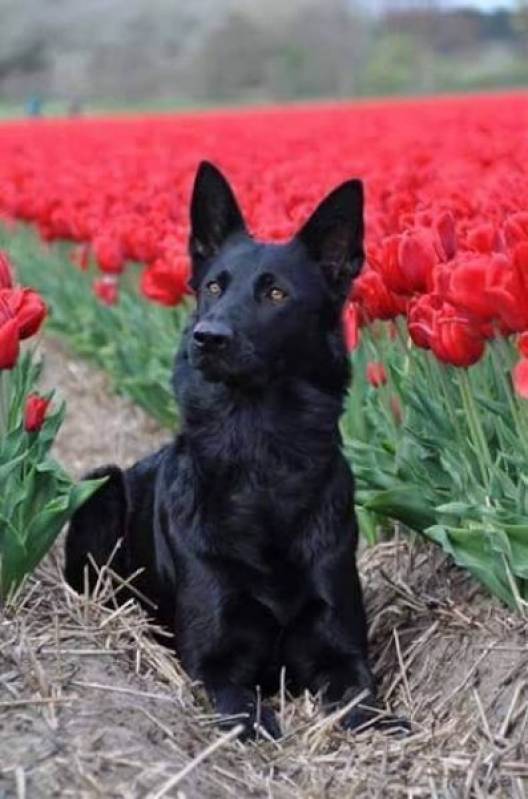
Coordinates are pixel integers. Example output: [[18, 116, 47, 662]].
[[65, 162, 407, 740]]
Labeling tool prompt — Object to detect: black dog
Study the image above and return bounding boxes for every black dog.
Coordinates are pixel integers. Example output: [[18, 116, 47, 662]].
[[65, 162, 401, 739]]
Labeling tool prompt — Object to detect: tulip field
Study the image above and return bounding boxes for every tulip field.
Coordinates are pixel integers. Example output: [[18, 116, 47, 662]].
[[1, 92, 528, 607]]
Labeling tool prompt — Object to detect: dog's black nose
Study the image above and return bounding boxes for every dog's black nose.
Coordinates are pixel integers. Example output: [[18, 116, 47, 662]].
[[193, 321, 233, 351]]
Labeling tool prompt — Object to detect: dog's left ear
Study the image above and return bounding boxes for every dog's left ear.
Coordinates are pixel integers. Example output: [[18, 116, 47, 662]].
[[295, 179, 364, 300]]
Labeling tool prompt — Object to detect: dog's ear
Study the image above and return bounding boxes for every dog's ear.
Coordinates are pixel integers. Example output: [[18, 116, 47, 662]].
[[295, 179, 364, 300], [189, 161, 247, 287]]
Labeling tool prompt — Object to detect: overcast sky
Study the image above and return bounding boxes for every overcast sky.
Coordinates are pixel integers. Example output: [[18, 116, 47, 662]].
[[359, 0, 518, 10], [442, 0, 517, 7]]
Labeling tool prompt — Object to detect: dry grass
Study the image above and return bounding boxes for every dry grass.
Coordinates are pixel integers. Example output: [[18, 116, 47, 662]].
[[2, 540, 527, 798], [1, 338, 527, 797]]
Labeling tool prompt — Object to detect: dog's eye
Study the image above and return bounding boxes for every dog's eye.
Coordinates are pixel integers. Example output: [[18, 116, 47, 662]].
[[268, 286, 288, 303], [206, 281, 222, 297]]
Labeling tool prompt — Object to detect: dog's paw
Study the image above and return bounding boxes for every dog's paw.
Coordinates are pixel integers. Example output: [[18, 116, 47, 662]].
[[342, 706, 411, 737], [253, 705, 282, 740], [219, 703, 281, 741], [374, 714, 411, 737], [213, 685, 282, 741]]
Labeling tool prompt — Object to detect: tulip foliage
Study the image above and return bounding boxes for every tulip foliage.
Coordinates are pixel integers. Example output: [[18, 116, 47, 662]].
[[1, 93, 528, 607], [0, 252, 102, 600], [342, 326, 528, 609]]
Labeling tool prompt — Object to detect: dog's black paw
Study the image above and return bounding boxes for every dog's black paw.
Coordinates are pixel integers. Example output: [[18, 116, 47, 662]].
[[212, 685, 282, 741], [374, 714, 411, 737], [343, 706, 411, 737]]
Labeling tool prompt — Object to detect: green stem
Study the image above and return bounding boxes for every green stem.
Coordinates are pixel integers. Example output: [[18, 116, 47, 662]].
[[394, 316, 411, 355], [0, 370, 10, 439], [426, 353, 463, 439], [437, 361, 463, 439], [490, 341, 528, 455], [458, 367, 493, 488]]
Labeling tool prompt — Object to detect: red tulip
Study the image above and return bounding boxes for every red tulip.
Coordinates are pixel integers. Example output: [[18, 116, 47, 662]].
[[439, 254, 498, 322], [430, 304, 485, 368], [24, 393, 51, 432], [140, 256, 188, 307], [342, 302, 360, 352], [0, 316, 20, 370], [397, 229, 439, 294], [353, 269, 407, 322], [409, 294, 485, 367], [518, 332, 528, 358], [484, 249, 528, 333], [466, 223, 501, 254], [408, 293, 441, 349], [93, 276, 119, 305], [93, 233, 125, 274], [366, 361, 388, 387], [0, 251, 13, 289], [512, 358, 528, 400], [504, 212, 528, 248], [3, 288, 48, 339], [435, 211, 457, 260]]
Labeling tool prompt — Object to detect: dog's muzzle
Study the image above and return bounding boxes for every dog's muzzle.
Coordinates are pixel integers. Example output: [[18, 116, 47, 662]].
[[192, 320, 233, 354]]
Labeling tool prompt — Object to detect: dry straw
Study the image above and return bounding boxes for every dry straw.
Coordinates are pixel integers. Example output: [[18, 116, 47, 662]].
[[1, 537, 527, 798]]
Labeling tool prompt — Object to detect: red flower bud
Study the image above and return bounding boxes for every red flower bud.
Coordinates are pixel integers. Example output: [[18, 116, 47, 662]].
[[24, 393, 51, 432], [93, 276, 119, 306], [140, 256, 189, 307], [342, 302, 360, 352], [366, 361, 388, 388]]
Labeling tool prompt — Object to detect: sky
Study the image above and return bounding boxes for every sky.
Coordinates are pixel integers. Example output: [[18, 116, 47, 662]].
[[442, 0, 517, 7], [360, 0, 519, 10]]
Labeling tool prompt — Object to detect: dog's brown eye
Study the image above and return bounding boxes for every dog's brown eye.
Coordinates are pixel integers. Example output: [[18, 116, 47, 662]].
[[269, 286, 287, 303], [206, 281, 222, 296]]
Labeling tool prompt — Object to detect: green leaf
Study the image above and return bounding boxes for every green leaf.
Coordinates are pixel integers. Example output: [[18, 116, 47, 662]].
[[360, 486, 437, 530]]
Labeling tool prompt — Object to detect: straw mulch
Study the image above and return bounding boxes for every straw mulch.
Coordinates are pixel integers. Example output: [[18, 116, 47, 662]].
[[1, 339, 527, 798]]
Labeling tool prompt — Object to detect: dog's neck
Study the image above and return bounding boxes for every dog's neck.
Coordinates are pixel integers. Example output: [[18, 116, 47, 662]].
[[172, 345, 348, 475]]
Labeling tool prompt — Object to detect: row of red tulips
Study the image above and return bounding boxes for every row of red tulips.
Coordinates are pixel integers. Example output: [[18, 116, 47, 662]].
[[0, 250, 101, 600], [0, 250, 52, 432], [1, 93, 527, 606], [1, 94, 527, 391]]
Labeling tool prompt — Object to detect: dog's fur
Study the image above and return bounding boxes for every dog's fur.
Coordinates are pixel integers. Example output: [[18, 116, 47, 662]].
[[65, 162, 400, 739]]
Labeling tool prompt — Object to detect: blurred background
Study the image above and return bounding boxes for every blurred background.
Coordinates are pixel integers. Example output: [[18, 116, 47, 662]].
[[0, 0, 526, 116]]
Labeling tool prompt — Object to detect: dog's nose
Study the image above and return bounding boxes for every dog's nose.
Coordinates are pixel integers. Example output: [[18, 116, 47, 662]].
[[193, 321, 233, 351]]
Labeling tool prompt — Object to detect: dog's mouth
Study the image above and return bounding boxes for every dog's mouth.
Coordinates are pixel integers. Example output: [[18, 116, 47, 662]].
[[189, 341, 267, 387], [191, 350, 232, 382]]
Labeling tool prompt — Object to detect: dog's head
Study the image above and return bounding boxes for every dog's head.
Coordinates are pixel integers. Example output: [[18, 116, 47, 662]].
[[187, 161, 364, 387]]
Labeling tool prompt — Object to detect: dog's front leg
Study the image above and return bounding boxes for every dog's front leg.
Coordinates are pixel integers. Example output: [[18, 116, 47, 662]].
[[206, 683, 281, 741], [285, 545, 409, 734], [176, 579, 282, 740]]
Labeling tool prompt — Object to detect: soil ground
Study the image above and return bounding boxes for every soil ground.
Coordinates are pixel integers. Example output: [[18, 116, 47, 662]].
[[1, 338, 527, 798]]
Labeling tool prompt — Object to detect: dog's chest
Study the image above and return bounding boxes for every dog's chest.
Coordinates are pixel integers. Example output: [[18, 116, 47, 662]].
[[245, 543, 310, 626]]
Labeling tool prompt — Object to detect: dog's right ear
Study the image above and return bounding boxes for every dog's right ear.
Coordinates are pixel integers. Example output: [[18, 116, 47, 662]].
[[189, 161, 247, 289]]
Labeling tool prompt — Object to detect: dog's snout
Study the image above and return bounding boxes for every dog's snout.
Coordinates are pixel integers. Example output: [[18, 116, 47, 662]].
[[193, 321, 233, 352]]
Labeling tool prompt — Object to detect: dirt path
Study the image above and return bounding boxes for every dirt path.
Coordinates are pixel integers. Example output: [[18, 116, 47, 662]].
[[1, 338, 527, 798], [39, 337, 168, 477]]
